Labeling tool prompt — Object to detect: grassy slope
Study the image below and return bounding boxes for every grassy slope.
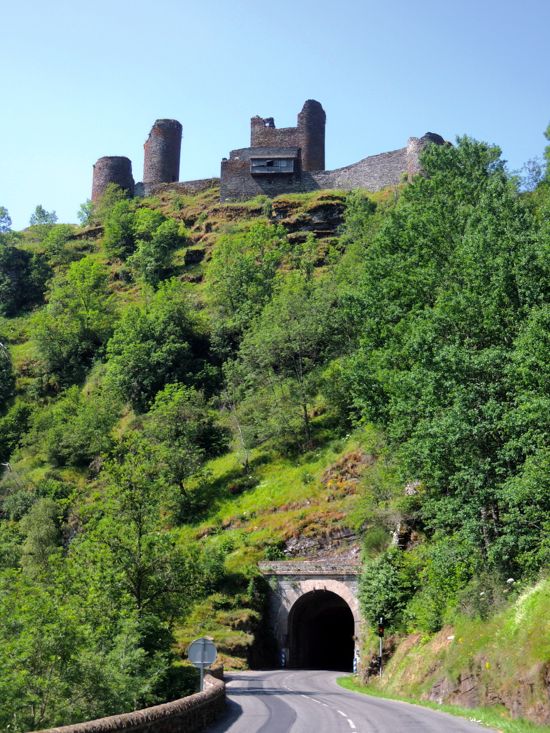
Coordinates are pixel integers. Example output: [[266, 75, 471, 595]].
[[3, 186, 548, 720], [338, 675, 550, 733], [354, 579, 550, 727]]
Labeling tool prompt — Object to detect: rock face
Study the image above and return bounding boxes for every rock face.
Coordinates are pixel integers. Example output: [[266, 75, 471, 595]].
[[428, 662, 550, 725], [370, 623, 550, 727]]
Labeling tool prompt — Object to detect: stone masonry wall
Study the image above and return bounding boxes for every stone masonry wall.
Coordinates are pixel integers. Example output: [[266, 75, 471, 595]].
[[220, 133, 445, 201], [30, 675, 225, 733], [142, 178, 220, 197]]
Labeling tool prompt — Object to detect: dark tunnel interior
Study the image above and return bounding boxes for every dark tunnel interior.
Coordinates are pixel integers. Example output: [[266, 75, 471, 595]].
[[288, 590, 354, 671]]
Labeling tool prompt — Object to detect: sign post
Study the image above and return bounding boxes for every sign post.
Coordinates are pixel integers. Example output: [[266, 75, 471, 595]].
[[187, 637, 217, 691], [377, 617, 384, 677]]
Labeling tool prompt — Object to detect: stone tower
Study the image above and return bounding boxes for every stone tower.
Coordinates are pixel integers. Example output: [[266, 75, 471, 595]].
[[92, 156, 135, 202], [143, 119, 182, 186], [297, 99, 326, 172], [249, 100, 326, 172]]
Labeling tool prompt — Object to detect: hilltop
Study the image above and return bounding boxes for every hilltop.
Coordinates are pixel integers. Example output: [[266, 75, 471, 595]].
[[0, 134, 549, 731]]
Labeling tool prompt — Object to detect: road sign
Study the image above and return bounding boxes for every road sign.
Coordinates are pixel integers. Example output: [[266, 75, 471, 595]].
[[187, 637, 217, 691]]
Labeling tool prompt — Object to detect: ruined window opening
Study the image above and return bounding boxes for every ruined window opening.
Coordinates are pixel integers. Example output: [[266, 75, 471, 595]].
[[251, 157, 295, 176]]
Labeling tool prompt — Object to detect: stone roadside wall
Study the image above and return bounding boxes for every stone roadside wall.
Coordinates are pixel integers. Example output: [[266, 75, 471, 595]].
[[30, 675, 225, 733]]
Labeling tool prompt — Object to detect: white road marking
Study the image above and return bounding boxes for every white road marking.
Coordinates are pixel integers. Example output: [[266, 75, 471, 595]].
[[347, 720, 356, 730], [337, 710, 348, 717]]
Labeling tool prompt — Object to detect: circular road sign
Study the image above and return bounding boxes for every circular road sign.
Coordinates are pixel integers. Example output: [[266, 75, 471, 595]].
[[187, 637, 217, 668]]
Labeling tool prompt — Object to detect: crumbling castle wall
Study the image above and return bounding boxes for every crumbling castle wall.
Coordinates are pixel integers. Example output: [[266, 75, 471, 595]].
[[143, 119, 182, 190], [92, 156, 134, 202], [220, 132, 445, 201]]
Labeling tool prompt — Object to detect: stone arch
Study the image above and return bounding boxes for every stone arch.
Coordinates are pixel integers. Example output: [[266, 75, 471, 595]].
[[287, 588, 355, 670], [259, 561, 362, 671]]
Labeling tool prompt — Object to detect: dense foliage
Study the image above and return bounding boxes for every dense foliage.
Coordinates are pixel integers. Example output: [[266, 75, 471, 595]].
[[0, 128, 548, 728]]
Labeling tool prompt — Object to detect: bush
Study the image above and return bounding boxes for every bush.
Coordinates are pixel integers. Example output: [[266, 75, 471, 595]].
[[29, 385, 121, 467], [359, 547, 418, 630]]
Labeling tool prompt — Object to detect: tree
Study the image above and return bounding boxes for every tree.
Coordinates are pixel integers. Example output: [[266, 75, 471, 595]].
[[128, 218, 186, 287], [341, 136, 548, 564], [33, 257, 115, 385], [0, 401, 31, 462], [19, 498, 61, 575], [0, 206, 11, 233], [42, 224, 76, 265], [29, 205, 57, 226], [77, 199, 94, 226], [0, 340, 15, 414], [234, 272, 344, 447], [102, 199, 136, 259], [106, 279, 213, 412], [0, 233, 51, 316], [29, 384, 121, 466], [143, 384, 228, 517], [206, 221, 289, 353]]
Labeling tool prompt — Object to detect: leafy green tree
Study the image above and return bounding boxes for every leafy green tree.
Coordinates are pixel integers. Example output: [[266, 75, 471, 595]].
[[29, 384, 121, 466], [143, 384, 228, 517], [19, 498, 61, 575], [359, 547, 418, 630], [128, 219, 185, 287], [207, 221, 289, 353], [234, 272, 344, 447], [102, 198, 136, 259], [106, 279, 213, 411], [33, 257, 115, 385], [77, 199, 94, 226], [0, 401, 31, 461], [0, 206, 11, 233], [0, 232, 51, 316], [42, 223, 75, 265], [341, 137, 547, 561], [0, 340, 15, 413], [0, 567, 155, 731], [29, 205, 57, 226]]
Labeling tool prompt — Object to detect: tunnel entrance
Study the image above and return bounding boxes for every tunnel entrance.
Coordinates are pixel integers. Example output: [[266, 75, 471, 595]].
[[288, 590, 354, 671]]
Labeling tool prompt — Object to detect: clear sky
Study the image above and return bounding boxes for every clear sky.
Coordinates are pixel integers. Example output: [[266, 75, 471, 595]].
[[1, 0, 549, 229]]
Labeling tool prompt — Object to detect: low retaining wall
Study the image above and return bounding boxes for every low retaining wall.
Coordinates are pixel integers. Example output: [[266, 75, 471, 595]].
[[30, 675, 225, 733]]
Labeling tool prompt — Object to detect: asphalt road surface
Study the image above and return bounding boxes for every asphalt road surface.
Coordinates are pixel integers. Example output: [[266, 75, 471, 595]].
[[205, 669, 495, 733]]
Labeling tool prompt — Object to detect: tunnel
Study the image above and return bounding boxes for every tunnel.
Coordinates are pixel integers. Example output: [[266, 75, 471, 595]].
[[287, 590, 355, 671]]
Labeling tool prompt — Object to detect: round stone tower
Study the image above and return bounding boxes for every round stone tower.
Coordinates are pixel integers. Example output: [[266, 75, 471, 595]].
[[143, 119, 182, 186], [298, 100, 326, 172], [92, 156, 135, 202]]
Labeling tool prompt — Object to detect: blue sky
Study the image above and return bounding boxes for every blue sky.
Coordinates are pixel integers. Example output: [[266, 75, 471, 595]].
[[1, 0, 549, 229]]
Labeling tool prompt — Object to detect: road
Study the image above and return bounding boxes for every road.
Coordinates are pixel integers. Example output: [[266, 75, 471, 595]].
[[205, 669, 494, 733]]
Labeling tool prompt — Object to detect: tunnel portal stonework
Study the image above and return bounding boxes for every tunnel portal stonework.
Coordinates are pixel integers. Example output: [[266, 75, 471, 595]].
[[259, 560, 362, 672]]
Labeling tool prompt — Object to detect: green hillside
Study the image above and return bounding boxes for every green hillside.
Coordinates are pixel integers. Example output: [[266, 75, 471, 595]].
[[0, 133, 549, 731]]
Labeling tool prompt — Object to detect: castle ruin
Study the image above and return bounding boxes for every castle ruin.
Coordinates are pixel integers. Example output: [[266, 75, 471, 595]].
[[91, 100, 446, 202]]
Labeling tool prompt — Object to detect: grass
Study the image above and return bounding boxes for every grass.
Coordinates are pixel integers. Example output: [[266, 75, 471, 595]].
[[337, 676, 550, 733]]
